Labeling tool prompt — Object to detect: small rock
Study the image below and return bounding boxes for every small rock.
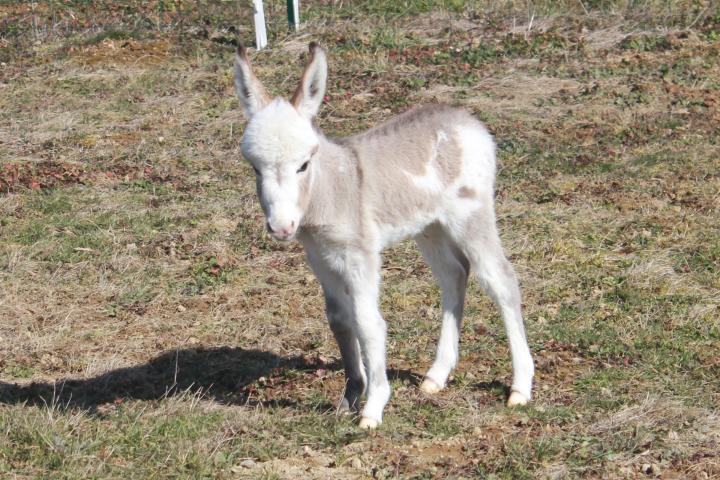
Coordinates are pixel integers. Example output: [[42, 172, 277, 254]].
[[240, 459, 255, 468], [351, 457, 362, 469], [619, 466, 633, 476], [177, 304, 186, 312], [641, 463, 660, 476]]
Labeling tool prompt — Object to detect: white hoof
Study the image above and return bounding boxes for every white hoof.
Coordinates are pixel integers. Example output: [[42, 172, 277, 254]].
[[507, 390, 529, 407], [420, 378, 443, 394], [358, 417, 379, 430]]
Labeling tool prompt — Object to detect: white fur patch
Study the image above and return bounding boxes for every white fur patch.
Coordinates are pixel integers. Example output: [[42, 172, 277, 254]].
[[454, 124, 495, 188], [400, 130, 450, 194], [435, 124, 494, 225], [403, 163, 444, 193]]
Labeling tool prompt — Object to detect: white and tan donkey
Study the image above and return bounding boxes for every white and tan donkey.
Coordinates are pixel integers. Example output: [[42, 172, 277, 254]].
[[233, 43, 534, 429]]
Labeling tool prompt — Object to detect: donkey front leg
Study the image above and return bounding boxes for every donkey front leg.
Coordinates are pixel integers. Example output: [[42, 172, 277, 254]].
[[304, 244, 366, 414], [347, 252, 391, 429], [325, 295, 366, 414]]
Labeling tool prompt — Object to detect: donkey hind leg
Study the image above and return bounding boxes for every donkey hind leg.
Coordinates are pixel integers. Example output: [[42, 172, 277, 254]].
[[304, 248, 366, 415], [415, 223, 469, 394], [451, 207, 535, 406]]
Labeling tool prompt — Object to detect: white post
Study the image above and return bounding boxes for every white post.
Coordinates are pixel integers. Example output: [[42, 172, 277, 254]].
[[290, 0, 300, 32], [253, 0, 267, 50]]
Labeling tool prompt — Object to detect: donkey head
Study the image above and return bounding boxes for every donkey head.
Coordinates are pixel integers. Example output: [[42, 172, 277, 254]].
[[234, 43, 327, 241]]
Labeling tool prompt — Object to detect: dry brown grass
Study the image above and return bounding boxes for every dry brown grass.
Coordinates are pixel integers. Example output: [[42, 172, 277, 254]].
[[1, 1, 719, 478]]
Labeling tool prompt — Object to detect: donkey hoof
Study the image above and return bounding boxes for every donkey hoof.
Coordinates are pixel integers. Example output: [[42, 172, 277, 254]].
[[420, 378, 443, 394], [358, 417, 380, 430], [507, 391, 529, 407]]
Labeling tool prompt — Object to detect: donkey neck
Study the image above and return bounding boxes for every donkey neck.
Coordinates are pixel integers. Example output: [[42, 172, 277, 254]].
[[301, 133, 361, 234]]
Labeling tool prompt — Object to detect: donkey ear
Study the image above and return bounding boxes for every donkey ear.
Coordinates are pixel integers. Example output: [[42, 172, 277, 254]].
[[291, 42, 327, 119], [234, 44, 270, 118]]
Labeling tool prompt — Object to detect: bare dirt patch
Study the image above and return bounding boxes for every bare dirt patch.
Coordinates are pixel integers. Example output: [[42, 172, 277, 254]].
[[68, 38, 171, 67]]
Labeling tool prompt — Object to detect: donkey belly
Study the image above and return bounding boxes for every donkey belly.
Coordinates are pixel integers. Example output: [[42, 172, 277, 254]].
[[376, 208, 441, 249]]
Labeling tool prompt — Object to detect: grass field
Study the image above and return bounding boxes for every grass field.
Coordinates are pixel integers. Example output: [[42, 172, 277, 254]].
[[1, 0, 719, 478]]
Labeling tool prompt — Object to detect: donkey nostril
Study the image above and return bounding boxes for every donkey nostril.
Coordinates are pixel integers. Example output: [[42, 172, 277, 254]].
[[290, 220, 296, 228]]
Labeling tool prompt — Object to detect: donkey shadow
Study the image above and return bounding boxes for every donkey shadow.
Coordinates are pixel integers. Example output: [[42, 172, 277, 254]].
[[0, 346, 507, 413], [0, 346, 340, 413]]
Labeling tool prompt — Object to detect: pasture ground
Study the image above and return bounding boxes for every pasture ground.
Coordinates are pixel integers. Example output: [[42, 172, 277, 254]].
[[1, 1, 719, 478]]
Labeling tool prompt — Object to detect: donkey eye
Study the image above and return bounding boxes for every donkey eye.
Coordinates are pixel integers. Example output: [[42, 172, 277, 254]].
[[297, 161, 309, 173]]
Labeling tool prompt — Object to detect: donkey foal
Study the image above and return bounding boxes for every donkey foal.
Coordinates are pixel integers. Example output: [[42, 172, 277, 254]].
[[233, 43, 534, 429]]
